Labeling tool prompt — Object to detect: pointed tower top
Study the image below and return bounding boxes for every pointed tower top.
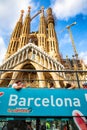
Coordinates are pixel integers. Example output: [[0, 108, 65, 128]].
[[41, 6, 44, 16], [28, 6, 31, 15], [47, 8, 52, 16], [46, 7, 54, 25], [19, 10, 24, 22], [21, 9, 24, 14]]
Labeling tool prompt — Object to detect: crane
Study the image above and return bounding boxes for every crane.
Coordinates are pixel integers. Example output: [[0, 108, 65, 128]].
[[31, 6, 45, 21], [27, 6, 42, 21], [31, 10, 41, 21], [66, 22, 78, 60], [60, 22, 78, 60], [65, 22, 80, 88]]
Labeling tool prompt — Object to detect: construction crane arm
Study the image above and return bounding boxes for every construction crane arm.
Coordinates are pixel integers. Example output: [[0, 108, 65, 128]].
[[31, 10, 41, 21], [66, 22, 77, 29], [59, 22, 78, 59], [67, 27, 78, 59]]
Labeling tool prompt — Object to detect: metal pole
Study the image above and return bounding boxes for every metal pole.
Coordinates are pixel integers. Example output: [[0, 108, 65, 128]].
[[72, 56, 80, 88], [75, 71, 80, 88], [67, 27, 78, 60]]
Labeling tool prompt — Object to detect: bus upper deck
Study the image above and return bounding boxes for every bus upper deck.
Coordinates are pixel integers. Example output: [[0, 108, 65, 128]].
[[0, 70, 87, 130]]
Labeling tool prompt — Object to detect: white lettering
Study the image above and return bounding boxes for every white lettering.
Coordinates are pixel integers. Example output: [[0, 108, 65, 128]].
[[42, 98, 49, 106], [56, 98, 63, 106], [64, 98, 72, 107], [85, 94, 87, 102], [34, 98, 41, 106], [50, 95, 55, 107], [8, 94, 81, 108], [9, 95, 18, 106], [73, 98, 80, 106], [19, 98, 26, 106], [28, 98, 34, 106]]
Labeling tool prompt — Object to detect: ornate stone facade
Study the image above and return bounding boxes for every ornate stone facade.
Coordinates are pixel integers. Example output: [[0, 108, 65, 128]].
[[0, 7, 85, 88]]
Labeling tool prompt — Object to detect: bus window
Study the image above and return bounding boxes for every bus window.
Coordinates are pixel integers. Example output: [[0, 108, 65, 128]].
[[0, 117, 87, 130]]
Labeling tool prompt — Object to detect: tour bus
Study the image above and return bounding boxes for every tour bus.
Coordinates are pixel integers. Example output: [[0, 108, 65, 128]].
[[0, 70, 87, 130]]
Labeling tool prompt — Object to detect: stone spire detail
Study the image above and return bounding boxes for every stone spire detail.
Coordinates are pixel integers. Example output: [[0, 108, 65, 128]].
[[19, 10, 24, 22], [4, 10, 24, 60], [19, 6, 31, 48], [38, 6, 47, 51], [47, 8, 61, 61]]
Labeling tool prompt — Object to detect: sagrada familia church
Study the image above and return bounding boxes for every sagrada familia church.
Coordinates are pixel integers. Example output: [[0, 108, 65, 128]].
[[0, 7, 86, 88]]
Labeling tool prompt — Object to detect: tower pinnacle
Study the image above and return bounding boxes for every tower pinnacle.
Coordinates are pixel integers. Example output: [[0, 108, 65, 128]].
[[47, 8, 61, 61], [41, 6, 44, 16], [19, 10, 24, 22], [38, 6, 47, 51], [28, 6, 31, 15], [19, 6, 31, 48], [4, 10, 23, 59]]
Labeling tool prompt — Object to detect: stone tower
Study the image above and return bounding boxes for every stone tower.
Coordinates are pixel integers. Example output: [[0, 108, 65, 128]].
[[4, 10, 24, 60], [38, 7, 47, 51], [47, 8, 61, 61], [0, 7, 65, 88], [19, 7, 31, 48]]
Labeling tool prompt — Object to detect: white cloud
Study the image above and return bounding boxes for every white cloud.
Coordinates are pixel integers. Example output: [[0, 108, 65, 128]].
[[51, 0, 87, 20], [79, 51, 87, 65], [0, 36, 7, 65], [0, 0, 39, 30], [0, 0, 39, 64]]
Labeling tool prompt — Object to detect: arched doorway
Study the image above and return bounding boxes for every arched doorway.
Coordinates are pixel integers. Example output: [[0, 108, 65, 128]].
[[0, 72, 12, 87], [17, 63, 39, 88], [44, 72, 55, 88]]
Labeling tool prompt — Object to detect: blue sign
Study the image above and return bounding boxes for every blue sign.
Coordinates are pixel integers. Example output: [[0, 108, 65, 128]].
[[0, 88, 87, 117]]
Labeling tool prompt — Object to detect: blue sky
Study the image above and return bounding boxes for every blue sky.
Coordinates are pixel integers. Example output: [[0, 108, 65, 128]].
[[0, 0, 87, 65]]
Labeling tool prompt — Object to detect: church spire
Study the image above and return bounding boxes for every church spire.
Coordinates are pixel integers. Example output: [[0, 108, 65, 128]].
[[19, 10, 24, 22], [47, 8, 61, 61], [41, 6, 44, 16], [4, 10, 24, 60], [19, 6, 31, 48], [28, 6, 31, 16], [38, 6, 47, 51]]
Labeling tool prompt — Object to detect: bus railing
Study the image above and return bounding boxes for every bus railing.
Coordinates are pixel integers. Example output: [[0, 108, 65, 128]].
[[0, 69, 87, 89]]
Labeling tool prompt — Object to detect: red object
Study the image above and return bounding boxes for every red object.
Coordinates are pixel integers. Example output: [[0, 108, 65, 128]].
[[73, 110, 87, 130], [83, 83, 87, 89], [0, 92, 4, 96], [83, 86, 87, 89]]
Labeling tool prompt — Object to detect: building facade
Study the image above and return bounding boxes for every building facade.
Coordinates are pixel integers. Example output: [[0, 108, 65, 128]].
[[0, 7, 85, 88]]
